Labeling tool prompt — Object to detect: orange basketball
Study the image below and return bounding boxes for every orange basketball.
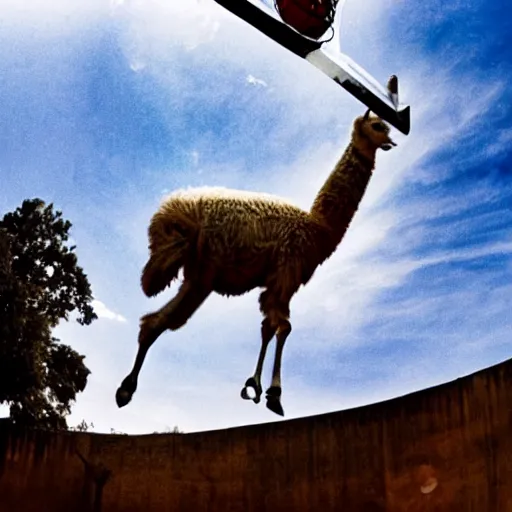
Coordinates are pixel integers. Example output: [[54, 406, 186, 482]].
[[276, 0, 334, 39], [275, 0, 334, 40]]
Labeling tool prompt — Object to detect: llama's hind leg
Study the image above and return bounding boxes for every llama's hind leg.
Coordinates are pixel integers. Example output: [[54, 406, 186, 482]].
[[241, 317, 276, 404], [115, 280, 211, 408], [265, 319, 292, 416]]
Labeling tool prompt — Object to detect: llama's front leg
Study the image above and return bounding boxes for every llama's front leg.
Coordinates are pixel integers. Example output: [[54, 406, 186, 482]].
[[266, 319, 291, 416], [241, 317, 276, 404]]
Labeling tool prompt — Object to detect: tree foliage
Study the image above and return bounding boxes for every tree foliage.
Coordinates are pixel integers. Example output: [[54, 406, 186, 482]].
[[0, 198, 97, 429]]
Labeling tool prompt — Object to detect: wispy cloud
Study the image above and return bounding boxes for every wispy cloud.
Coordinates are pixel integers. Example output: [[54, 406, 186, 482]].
[[246, 74, 268, 87], [91, 299, 127, 323]]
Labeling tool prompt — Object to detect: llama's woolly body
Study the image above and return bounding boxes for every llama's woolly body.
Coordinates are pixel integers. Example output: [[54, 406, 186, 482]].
[[157, 186, 309, 247], [145, 186, 331, 299]]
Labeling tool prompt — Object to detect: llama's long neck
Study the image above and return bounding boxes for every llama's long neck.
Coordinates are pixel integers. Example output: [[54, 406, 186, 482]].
[[309, 141, 376, 255]]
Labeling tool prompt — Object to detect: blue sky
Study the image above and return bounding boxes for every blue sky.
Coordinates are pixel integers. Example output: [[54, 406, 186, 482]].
[[0, 0, 510, 433]]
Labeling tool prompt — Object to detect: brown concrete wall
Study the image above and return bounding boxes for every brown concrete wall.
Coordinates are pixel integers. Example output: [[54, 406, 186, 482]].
[[1, 358, 512, 512]]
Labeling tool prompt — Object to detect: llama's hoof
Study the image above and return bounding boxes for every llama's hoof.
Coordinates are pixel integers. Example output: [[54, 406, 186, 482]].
[[266, 397, 284, 416], [116, 376, 137, 408], [241, 377, 262, 404], [115, 387, 133, 408], [265, 386, 284, 416]]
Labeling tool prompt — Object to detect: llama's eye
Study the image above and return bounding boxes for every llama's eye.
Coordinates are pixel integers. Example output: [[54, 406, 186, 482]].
[[371, 122, 385, 132]]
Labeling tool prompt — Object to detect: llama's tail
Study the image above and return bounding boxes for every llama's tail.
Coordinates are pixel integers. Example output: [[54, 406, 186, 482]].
[[141, 211, 195, 297], [141, 238, 188, 297]]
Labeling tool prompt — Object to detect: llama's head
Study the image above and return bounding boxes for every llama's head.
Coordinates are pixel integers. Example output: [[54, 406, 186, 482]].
[[352, 109, 397, 152]]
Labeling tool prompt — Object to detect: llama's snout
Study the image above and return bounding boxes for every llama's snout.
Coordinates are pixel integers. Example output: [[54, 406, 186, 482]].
[[381, 139, 397, 151]]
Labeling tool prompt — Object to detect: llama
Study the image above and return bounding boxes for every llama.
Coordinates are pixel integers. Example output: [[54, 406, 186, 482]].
[[115, 109, 397, 416]]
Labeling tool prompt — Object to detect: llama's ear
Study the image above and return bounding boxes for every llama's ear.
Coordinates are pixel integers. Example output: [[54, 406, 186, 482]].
[[363, 109, 371, 120]]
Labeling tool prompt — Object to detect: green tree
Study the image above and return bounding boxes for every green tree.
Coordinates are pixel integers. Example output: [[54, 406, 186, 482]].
[[0, 198, 97, 429]]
